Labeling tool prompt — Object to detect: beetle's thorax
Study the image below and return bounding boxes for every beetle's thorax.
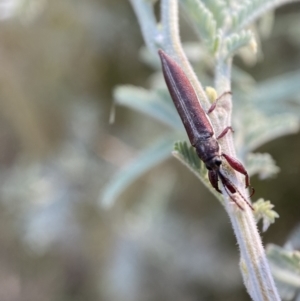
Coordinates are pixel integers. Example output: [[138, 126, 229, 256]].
[[194, 137, 222, 170]]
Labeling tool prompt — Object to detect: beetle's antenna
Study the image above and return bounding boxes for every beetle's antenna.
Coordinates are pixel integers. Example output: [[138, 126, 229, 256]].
[[218, 171, 254, 211], [222, 184, 244, 210]]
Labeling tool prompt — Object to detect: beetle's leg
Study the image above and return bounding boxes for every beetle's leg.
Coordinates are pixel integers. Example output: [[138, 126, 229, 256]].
[[249, 187, 255, 197], [208, 170, 221, 193], [207, 91, 232, 114], [217, 126, 234, 139], [222, 153, 249, 188]]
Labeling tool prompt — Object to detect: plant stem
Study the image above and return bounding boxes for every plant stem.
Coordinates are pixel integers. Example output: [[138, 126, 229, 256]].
[[214, 30, 281, 301], [130, 0, 282, 299], [163, 1, 281, 300]]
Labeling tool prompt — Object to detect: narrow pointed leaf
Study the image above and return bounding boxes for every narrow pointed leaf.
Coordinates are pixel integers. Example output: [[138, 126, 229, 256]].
[[252, 70, 300, 116], [286, 224, 300, 250], [129, 0, 159, 55], [232, 0, 297, 32], [114, 85, 181, 129], [101, 135, 177, 208], [246, 153, 279, 179], [266, 244, 300, 300], [242, 105, 299, 152]]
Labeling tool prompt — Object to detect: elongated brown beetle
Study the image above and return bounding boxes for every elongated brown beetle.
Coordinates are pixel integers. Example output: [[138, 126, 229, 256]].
[[158, 50, 253, 210]]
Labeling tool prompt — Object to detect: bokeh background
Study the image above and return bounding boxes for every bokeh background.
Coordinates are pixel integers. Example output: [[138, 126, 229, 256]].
[[0, 0, 300, 300]]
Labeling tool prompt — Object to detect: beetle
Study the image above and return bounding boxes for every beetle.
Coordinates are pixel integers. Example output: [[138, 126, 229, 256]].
[[158, 49, 253, 210]]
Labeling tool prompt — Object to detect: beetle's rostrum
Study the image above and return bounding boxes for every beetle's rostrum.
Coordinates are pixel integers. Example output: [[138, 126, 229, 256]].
[[158, 49, 253, 210]]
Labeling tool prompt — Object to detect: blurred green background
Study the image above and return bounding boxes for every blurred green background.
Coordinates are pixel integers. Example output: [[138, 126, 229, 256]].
[[0, 1, 300, 300]]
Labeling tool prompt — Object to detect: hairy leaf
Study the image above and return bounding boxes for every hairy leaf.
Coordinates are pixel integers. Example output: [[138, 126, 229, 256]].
[[252, 69, 300, 116], [241, 105, 299, 152], [101, 135, 177, 208], [267, 244, 300, 300], [225, 30, 255, 59], [232, 0, 296, 32], [113, 85, 181, 129], [286, 224, 300, 251], [232, 65, 256, 90], [246, 153, 279, 179], [129, 0, 160, 55], [180, 0, 217, 50], [201, 0, 227, 28]]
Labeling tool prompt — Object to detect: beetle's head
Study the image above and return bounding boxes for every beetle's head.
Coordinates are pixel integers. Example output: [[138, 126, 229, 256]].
[[205, 156, 222, 171]]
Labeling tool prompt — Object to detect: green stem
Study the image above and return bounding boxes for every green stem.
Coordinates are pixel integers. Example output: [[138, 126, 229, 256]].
[[163, 1, 281, 300], [214, 43, 281, 301]]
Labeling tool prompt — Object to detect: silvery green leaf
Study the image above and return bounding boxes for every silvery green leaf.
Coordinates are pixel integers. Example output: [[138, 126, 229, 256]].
[[252, 69, 300, 116], [246, 153, 279, 179], [241, 104, 299, 152], [179, 0, 217, 51], [181, 42, 209, 63], [113, 85, 181, 129], [232, 65, 256, 91], [232, 0, 267, 30], [285, 224, 300, 251], [172, 141, 223, 202], [224, 30, 255, 59], [232, 0, 297, 32], [129, 0, 160, 55], [139, 42, 209, 69], [101, 135, 177, 208], [253, 199, 279, 232], [139, 46, 161, 69], [266, 244, 300, 300], [201, 0, 227, 28]]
